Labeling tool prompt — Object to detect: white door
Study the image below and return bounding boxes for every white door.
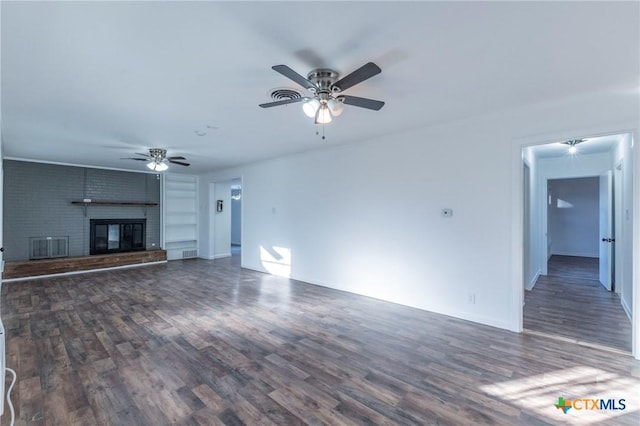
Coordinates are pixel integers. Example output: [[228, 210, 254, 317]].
[[599, 171, 613, 290]]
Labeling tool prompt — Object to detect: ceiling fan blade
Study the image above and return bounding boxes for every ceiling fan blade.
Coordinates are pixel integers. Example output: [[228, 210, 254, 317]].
[[340, 95, 385, 111], [135, 152, 151, 157], [122, 157, 148, 161], [259, 97, 304, 108], [272, 65, 316, 90], [168, 160, 190, 166], [168, 156, 186, 160], [331, 62, 382, 92]]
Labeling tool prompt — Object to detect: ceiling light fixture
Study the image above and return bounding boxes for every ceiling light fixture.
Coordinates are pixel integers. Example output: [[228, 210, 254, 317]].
[[327, 98, 344, 116], [231, 187, 242, 200], [302, 98, 320, 117], [315, 103, 333, 124], [260, 63, 385, 140], [562, 139, 585, 154], [123, 148, 189, 170], [147, 161, 168, 172]]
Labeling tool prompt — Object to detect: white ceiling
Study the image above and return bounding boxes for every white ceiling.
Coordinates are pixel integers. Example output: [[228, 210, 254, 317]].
[[1, 1, 638, 174]]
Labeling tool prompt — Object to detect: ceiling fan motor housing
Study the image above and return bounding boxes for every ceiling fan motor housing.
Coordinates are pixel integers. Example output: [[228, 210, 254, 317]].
[[307, 69, 340, 94], [149, 148, 167, 160]]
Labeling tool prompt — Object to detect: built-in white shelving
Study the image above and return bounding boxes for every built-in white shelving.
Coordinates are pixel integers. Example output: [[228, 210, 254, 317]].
[[163, 174, 198, 260]]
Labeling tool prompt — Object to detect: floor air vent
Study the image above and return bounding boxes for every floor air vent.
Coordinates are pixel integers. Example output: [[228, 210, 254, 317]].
[[29, 236, 69, 260]]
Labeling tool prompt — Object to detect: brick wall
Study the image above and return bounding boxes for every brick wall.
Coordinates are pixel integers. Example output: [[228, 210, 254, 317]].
[[3, 160, 160, 261]]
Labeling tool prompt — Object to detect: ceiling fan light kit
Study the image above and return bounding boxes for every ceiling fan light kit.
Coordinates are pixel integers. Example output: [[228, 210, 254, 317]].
[[259, 61, 385, 129], [316, 104, 332, 124], [302, 98, 321, 117], [124, 148, 190, 172], [147, 161, 168, 172]]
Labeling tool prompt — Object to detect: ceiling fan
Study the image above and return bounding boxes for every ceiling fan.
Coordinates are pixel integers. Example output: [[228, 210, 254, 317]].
[[259, 62, 385, 124], [123, 148, 190, 172]]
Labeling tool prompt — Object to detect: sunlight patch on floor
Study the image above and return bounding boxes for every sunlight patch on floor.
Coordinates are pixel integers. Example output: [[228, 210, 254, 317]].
[[480, 366, 638, 424]]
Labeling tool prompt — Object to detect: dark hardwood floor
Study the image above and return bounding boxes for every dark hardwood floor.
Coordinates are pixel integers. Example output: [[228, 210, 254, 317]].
[[2, 255, 639, 425], [524, 255, 632, 353]]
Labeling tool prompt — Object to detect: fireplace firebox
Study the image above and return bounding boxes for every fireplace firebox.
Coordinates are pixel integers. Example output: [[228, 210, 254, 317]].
[[90, 219, 146, 255]]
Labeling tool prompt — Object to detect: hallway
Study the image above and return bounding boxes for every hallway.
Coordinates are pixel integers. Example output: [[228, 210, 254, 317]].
[[524, 255, 632, 353]]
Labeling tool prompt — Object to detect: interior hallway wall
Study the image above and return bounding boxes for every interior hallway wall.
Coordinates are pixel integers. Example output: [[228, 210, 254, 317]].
[[213, 181, 231, 258], [613, 134, 634, 317], [199, 88, 638, 333], [523, 147, 540, 289], [547, 177, 599, 258], [231, 197, 241, 246]]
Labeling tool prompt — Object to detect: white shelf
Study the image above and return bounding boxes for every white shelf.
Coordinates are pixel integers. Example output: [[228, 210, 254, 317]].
[[165, 240, 197, 250], [163, 174, 199, 261]]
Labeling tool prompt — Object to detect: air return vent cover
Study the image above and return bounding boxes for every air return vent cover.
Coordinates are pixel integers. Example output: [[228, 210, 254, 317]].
[[29, 236, 69, 260], [269, 87, 303, 102]]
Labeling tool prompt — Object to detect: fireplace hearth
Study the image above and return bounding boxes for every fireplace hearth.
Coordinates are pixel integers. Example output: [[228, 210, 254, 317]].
[[90, 219, 146, 255]]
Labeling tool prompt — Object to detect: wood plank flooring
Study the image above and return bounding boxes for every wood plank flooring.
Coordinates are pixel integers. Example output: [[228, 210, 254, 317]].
[[524, 255, 632, 353], [2, 255, 639, 425]]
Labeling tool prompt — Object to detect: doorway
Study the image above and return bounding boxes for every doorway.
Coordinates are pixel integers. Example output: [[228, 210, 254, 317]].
[[546, 176, 600, 280], [230, 179, 242, 261], [210, 177, 242, 261], [520, 133, 634, 354]]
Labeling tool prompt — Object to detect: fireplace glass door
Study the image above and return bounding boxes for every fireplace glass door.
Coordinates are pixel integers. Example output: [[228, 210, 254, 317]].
[[90, 219, 146, 255]]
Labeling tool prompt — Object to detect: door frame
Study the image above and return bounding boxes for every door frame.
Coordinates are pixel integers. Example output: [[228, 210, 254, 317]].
[[614, 160, 624, 296], [510, 126, 639, 359], [208, 176, 243, 260]]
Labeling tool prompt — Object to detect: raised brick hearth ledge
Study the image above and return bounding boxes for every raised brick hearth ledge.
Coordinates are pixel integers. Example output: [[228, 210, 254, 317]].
[[3, 250, 167, 280]]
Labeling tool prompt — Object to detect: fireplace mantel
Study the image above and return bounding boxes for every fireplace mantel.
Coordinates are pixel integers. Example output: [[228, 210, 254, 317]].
[[71, 200, 158, 206], [71, 200, 158, 216]]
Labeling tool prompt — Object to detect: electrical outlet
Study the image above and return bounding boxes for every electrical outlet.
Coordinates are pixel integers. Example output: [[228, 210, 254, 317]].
[[468, 293, 476, 304]]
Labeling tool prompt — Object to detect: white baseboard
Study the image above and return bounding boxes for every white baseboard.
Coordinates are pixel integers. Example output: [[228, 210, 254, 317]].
[[550, 251, 598, 258], [213, 253, 232, 259], [525, 269, 541, 290]]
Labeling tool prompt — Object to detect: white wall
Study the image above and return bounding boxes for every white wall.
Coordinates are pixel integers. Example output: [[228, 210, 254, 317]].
[[613, 134, 634, 318], [212, 181, 232, 258], [523, 148, 540, 289], [199, 89, 638, 340], [548, 177, 599, 258]]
